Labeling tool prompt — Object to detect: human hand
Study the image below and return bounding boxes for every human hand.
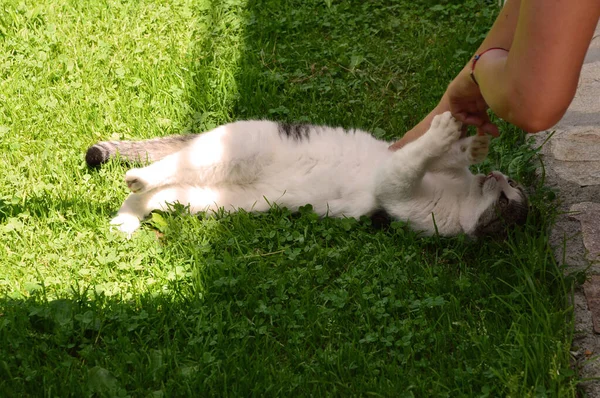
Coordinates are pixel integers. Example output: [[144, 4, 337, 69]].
[[446, 68, 499, 137], [389, 94, 465, 151], [389, 68, 499, 151]]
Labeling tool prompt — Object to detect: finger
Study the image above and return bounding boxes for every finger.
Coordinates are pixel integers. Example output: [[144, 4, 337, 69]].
[[388, 141, 405, 151], [461, 114, 486, 127], [453, 111, 469, 124], [479, 122, 500, 137]]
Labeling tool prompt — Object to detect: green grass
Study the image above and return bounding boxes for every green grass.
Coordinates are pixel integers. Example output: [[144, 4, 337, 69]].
[[0, 0, 576, 396]]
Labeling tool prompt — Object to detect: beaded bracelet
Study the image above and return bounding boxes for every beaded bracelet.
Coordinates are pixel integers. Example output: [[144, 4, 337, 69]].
[[470, 47, 509, 86]]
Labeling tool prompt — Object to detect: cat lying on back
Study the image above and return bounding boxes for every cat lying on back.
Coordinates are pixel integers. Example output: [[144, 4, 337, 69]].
[[86, 112, 528, 237]]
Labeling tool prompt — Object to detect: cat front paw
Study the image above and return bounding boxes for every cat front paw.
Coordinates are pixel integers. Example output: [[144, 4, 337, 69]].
[[110, 214, 141, 237], [467, 134, 490, 164], [125, 168, 150, 193], [427, 111, 462, 153]]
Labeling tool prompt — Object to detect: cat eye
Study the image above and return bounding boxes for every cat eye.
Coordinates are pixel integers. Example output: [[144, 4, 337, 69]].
[[507, 179, 517, 187], [498, 192, 509, 206]]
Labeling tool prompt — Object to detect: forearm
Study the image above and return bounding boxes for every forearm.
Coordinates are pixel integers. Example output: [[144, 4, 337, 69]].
[[453, 0, 519, 121], [474, 0, 600, 132], [472, 0, 520, 56], [445, 0, 521, 104], [388, 96, 450, 150], [390, 1, 521, 150]]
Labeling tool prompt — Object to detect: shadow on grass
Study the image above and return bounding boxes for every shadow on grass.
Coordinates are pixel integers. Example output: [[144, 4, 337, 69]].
[[0, 207, 573, 396]]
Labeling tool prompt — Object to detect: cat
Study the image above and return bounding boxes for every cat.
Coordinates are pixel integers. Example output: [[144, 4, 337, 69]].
[[86, 112, 528, 237]]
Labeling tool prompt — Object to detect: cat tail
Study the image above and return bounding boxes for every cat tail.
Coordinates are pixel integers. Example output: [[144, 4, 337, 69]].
[[85, 134, 199, 167]]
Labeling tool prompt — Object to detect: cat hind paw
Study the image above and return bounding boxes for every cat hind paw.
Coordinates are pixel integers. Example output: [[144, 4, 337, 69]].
[[110, 214, 141, 237]]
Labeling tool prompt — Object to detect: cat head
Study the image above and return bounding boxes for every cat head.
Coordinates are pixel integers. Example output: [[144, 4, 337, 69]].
[[467, 171, 529, 238]]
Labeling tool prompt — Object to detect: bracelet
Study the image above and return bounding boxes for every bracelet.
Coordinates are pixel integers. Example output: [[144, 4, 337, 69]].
[[470, 47, 509, 86]]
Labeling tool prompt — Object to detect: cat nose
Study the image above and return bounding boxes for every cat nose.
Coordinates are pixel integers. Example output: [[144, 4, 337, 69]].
[[487, 172, 504, 182]]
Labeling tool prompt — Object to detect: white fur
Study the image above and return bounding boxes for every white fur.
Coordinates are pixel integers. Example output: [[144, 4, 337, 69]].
[[111, 112, 513, 237]]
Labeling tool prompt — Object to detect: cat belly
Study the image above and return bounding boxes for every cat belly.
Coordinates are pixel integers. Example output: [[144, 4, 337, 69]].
[[129, 184, 373, 218], [256, 161, 379, 217], [213, 182, 377, 218]]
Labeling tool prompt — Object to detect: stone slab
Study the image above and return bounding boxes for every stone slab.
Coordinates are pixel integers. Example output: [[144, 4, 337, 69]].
[[584, 47, 600, 63], [552, 60, 600, 130], [555, 110, 600, 129], [551, 128, 600, 162], [580, 61, 600, 83], [553, 82, 600, 129], [549, 160, 600, 186], [570, 202, 600, 260], [589, 30, 600, 50], [555, 21, 600, 398], [583, 275, 600, 334]]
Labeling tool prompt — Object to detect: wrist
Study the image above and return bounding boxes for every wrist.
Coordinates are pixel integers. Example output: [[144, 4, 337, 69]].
[[470, 47, 509, 86], [434, 92, 451, 114]]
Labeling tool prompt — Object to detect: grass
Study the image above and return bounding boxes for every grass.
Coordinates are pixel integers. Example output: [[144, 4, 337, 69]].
[[0, 0, 576, 396]]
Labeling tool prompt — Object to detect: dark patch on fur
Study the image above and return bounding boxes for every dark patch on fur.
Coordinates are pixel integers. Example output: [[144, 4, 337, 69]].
[[370, 209, 392, 230], [473, 187, 529, 238], [278, 122, 312, 141]]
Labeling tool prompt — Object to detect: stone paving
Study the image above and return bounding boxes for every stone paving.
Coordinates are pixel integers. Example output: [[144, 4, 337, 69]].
[[533, 23, 600, 396]]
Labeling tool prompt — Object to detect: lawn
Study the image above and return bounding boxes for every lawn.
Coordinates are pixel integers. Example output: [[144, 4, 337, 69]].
[[0, 0, 576, 396]]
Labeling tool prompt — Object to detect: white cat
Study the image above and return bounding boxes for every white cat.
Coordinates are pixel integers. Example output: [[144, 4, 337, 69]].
[[86, 112, 528, 237]]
